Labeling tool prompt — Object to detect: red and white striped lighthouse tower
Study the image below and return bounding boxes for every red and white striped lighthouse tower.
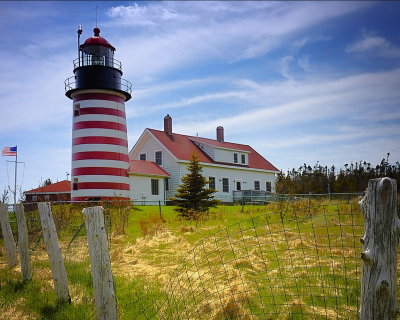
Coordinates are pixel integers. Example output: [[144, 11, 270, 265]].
[[65, 27, 132, 201]]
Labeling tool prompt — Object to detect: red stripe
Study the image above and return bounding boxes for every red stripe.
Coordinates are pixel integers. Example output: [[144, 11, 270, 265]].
[[72, 196, 130, 202], [73, 93, 125, 103], [77, 182, 130, 190], [73, 136, 128, 147], [79, 107, 126, 118], [72, 151, 129, 162], [73, 121, 127, 132], [73, 167, 128, 176]]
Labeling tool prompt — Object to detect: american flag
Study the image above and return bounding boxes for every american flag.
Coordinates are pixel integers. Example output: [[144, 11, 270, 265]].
[[2, 146, 17, 156]]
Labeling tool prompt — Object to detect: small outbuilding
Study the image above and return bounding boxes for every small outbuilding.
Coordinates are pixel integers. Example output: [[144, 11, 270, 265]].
[[24, 180, 71, 203]]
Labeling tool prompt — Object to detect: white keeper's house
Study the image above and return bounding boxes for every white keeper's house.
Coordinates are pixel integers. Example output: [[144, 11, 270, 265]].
[[128, 115, 279, 203]]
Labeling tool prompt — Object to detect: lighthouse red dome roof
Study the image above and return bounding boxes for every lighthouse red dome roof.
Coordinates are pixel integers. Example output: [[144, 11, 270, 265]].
[[80, 27, 116, 51]]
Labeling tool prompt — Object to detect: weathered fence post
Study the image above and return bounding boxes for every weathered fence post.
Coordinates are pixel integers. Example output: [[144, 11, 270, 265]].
[[0, 203, 18, 267], [83, 206, 117, 320], [38, 202, 71, 302], [359, 177, 398, 319], [15, 204, 32, 281]]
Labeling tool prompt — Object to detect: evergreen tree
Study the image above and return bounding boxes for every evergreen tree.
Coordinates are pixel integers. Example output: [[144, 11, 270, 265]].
[[171, 154, 219, 220]]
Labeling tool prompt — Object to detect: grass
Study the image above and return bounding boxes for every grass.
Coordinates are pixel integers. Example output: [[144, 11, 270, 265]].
[[0, 198, 366, 319]]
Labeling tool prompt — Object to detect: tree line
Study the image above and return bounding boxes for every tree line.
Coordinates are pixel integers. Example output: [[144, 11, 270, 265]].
[[275, 154, 400, 194]]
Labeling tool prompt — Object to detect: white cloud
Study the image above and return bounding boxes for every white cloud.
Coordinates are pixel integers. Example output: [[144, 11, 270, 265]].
[[346, 30, 400, 58], [107, 2, 369, 79], [170, 68, 400, 137]]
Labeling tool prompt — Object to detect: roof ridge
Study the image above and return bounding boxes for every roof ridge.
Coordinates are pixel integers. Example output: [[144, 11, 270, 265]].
[[148, 128, 251, 148]]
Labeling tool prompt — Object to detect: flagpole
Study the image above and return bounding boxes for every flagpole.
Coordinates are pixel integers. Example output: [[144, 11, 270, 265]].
[[14, 145, 17, 211]]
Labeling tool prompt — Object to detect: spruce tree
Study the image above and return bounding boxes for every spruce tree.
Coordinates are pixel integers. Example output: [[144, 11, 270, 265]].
[[171, 153, 219, 220]]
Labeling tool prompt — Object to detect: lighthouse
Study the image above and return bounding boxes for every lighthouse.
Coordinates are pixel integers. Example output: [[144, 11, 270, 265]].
[[65, 27, 132, 202]]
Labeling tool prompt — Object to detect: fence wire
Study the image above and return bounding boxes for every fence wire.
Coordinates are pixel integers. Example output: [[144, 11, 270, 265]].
[[135, 203, 363, 320], [1, 197, 398, 319]]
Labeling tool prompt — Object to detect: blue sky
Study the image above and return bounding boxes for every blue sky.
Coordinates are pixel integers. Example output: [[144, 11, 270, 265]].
[[0, 1, 399, 197]]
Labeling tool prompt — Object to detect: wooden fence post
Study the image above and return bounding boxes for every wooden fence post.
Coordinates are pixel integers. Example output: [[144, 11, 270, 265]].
[[359, 177, 398, 319], [83, 206, 117, 320], [15, 204, 32, 281], [0, 203, 18, 267], [38, 202, 71, 302]]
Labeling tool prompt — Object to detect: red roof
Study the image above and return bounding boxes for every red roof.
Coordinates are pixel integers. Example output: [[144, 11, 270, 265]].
[[81, 27, 116, 51], [148, 129, 279, 172], [128, 160, 170, 177], [25, 180, 71, 194]]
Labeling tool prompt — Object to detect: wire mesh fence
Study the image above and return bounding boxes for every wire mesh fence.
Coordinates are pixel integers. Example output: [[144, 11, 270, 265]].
[[135, 202, 363, 319], [0, 193, 398, 319]]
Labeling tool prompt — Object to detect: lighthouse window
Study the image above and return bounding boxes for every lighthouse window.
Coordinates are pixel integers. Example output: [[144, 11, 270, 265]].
[[73, 178, 79, 190], [74, 104, 80, 117]]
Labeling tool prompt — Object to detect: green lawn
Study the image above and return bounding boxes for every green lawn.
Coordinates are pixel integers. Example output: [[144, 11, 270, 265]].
[[0, 199, 365, 319]]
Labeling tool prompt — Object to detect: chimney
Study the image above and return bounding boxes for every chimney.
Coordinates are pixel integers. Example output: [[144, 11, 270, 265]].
[[216, 126, 224, 142], [164, 114, 172, 135]]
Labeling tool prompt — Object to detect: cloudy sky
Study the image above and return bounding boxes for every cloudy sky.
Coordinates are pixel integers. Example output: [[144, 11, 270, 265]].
[[0, 1, 399, 196]]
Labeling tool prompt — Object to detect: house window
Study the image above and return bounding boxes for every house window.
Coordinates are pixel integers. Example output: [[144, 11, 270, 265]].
[[236, 181, 241, 191], [222, 178, 229, 193], [151, 179, 159, 195], [73, 178, 79, 190], [165, 178, 169, 191], [155, 151, 162, 166], [73, 104, 80, 117], [140, 153, 146, 161], [241, 154, 246, 164], [209, 177, 216, 190], [254, 180, 260, 191], [44, 195, 50, 201], [234, 153, 238, 163], [32, 195, 37, 202], [266, 181, 272, 192]]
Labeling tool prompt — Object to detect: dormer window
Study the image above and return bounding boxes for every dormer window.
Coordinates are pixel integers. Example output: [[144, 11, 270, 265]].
[[241, 154, 246, 164], [234, 153, 238, 163]]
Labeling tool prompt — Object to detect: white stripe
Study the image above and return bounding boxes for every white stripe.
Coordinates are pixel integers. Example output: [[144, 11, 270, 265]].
[[72, 144, 128, 154], [72, 128, 128, 139], [74, 176, 129, 183], [78, 99, 125, 111], [72, 160, 129, 169], [72, 189, 130, 198], [74, 114, 126, 123]]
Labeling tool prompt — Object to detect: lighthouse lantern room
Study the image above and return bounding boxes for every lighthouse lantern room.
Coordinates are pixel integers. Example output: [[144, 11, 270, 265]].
[[65, 27, 132, 202]]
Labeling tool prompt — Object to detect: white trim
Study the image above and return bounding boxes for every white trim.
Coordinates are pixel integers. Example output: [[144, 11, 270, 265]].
[[178, 160, 279, 173], [128, 173, 169, 178]]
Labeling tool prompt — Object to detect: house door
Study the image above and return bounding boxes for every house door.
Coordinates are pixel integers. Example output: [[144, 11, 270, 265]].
[[236, 181, 241, 191]]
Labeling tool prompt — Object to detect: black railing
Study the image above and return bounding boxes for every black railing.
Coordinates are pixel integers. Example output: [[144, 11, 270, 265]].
[[73, 56, 122, 71], [64, 76, 132, 96]]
